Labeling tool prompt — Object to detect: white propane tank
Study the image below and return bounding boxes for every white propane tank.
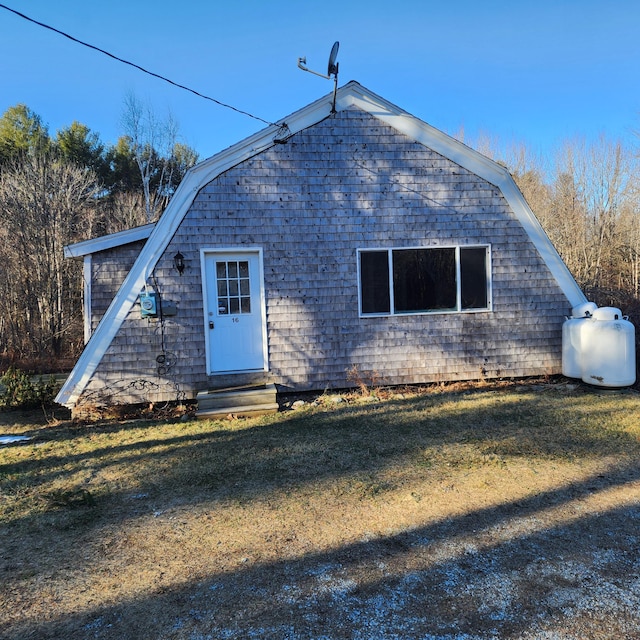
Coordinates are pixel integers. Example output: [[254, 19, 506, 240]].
[[580, 307, 636, 387], [562, 302, 598, 378]]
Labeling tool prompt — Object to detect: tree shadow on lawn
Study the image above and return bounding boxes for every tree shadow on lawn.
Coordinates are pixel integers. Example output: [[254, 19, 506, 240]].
[[1, 386, 640, 637], [2, 386, 639, 523], [2, 385, 640, 507], [0, 421, 234, 484], [5, 461, 640, 639]]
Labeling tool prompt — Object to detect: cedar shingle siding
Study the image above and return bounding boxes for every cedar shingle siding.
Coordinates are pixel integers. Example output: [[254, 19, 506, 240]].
[[79, 107, 570, 406], [90, 242, 145, 328]]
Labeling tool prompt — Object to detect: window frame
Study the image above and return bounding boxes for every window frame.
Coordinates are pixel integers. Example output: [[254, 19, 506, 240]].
[[357, 244, 492, 317]]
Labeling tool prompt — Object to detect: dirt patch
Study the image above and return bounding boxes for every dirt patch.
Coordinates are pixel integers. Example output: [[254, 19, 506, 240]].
[[1, 381, 639, 638]]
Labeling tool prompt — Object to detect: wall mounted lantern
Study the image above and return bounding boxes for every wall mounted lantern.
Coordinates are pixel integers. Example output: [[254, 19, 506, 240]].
[[173, 251, 185, 276]]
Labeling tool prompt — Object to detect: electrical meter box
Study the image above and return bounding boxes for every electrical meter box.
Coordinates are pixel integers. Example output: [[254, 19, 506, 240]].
[[139, 292, 157, 318]]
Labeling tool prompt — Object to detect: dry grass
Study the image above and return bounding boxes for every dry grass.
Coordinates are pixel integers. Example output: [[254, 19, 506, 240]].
[[1, 379, 640, 639]]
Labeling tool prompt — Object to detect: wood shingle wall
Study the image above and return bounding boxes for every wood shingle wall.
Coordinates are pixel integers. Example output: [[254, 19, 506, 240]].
[[79, 107, 570, 406], [89, 242, 146, 330]]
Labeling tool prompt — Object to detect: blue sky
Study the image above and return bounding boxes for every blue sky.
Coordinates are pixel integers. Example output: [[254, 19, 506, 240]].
[[1, 0, 639, 161]]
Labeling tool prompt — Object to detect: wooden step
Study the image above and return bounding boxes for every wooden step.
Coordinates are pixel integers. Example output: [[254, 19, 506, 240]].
[[195, 383, 278, 419]]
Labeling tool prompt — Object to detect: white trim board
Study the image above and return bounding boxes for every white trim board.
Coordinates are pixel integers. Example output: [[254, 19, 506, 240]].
[[64, 223, 155, 258]]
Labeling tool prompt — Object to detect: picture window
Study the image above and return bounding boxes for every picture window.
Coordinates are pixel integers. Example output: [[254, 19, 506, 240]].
[[358, 246, 491, 316]]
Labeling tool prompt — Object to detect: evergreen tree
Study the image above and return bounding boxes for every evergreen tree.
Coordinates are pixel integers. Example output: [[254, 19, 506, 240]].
[[0, 104, 50, 165], [56, 121, 109, 184]]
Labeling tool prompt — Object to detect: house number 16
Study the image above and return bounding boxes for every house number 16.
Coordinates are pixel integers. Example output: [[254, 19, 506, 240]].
[[232, 317, 239, 323]]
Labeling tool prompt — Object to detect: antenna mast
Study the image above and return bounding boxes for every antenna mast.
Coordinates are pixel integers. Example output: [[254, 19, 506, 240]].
[[297, 41, 340, 112]]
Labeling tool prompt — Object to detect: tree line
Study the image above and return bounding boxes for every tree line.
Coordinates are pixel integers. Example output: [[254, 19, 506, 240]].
[[0, 98, 198, 367], [1, 99, 639, 372], [501, 133, 640, 381], [475, 134, 640, 302]]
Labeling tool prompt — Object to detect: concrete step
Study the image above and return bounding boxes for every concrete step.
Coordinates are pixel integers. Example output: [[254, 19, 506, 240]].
[[195, 383, 278, 419], [196, 383, 277, 410], [196, 402, 280, 420]]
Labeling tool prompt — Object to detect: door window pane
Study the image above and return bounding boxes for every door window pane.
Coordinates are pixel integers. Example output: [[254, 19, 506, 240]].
[[216, 260, 252, 315]]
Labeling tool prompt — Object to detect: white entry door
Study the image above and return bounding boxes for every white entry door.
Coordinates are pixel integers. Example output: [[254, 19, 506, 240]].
[[203, 251, 267, 374]]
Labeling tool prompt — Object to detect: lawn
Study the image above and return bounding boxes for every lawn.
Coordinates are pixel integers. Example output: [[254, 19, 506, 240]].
[[1, 379, 640, 639]]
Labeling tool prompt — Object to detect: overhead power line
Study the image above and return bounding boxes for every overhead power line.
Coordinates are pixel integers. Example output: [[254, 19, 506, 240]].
[[0, 3, 276, 127]]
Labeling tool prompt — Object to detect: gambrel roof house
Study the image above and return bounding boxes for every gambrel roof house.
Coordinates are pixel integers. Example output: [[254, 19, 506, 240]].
[[56, 81, 586, 412]]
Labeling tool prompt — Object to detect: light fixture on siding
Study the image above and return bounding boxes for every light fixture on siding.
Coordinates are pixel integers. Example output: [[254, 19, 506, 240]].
[[173, 251, 185, 275]]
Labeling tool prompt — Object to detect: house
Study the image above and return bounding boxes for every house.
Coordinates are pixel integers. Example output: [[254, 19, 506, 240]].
[[56, 81, 586, 413]]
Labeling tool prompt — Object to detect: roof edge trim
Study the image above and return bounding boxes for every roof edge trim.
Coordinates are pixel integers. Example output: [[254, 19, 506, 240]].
[[64, 224, 155, 258]]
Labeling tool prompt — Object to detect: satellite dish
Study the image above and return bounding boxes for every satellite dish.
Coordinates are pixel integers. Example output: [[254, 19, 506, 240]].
[[297, 41, 341, 112], [327, 41, 339, 77], [297, 41, 340, 81]]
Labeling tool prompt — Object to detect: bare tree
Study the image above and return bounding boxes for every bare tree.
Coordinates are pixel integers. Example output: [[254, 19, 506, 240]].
[[121, 93, 181, 223], [457, 130, 640, 299], [551, 136, 634, 290], [102, 190, 148, 234], [616, 181, 640, 295], [0, 153, 101, 359]]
